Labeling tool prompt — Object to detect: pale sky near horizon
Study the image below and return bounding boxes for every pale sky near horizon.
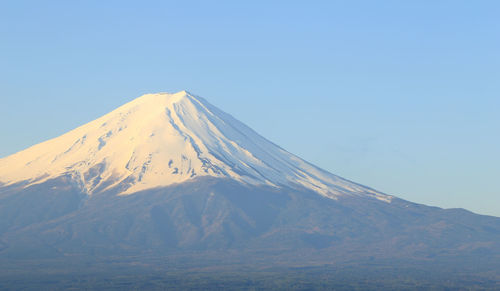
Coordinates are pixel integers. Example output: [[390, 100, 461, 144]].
[[1, 1, 499, 216]]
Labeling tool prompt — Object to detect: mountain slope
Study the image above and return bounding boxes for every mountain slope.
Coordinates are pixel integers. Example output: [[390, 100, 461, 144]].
[[1, 175, 498, 259]]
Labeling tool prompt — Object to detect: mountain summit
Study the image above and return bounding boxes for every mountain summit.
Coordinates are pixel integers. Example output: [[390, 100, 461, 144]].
[[0, 91, 390, 201]]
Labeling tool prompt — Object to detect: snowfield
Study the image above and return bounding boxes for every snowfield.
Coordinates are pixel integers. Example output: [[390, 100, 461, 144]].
[[0, 91, 391, 202]]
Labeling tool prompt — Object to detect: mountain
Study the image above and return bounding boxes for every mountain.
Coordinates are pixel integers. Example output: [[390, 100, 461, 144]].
[[0, 91, 499, 289]]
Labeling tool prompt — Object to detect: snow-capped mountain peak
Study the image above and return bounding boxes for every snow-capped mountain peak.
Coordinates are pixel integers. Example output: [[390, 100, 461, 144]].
[[0, 91, 391, 202]]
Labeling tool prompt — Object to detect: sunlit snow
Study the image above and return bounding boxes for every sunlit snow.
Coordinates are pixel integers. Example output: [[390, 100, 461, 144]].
[[0, 91, 392, 202]]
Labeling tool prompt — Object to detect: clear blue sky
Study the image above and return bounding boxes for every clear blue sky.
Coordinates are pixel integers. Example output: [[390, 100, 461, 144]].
[[1, 1, 499, 216]]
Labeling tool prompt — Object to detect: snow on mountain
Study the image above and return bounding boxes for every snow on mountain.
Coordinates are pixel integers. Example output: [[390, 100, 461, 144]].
[[0, 91, 391, 202]]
